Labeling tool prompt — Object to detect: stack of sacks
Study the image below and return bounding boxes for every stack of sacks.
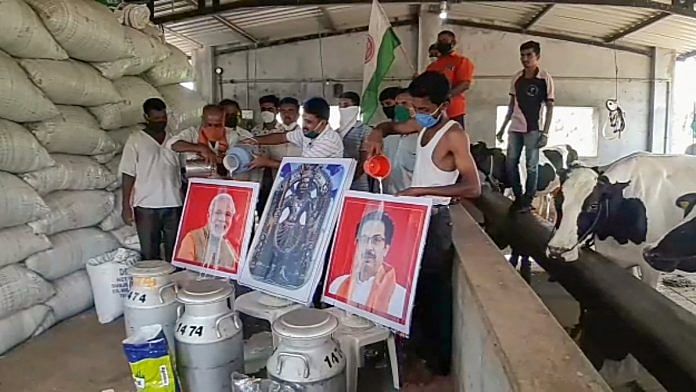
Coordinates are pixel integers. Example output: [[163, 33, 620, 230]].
[[0, 0, 129, 354], [0, 0, 204, 353]]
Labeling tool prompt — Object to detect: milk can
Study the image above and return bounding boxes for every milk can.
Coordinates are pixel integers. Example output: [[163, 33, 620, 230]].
[[123, 260, 178, 353], [268, 309, 346, 392], [175, 279, 244, 392]]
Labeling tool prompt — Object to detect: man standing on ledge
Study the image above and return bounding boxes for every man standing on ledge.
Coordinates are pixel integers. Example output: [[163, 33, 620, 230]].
[[496, 41, 555, 212], [426, 30, 475, 128]]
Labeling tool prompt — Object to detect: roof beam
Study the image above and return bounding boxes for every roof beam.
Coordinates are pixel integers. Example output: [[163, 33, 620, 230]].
[[677, 50, 696, 61], [153, 0, 696, 24], [212, 15, 260, 44], [522, 4, 553, 31], [319, 7, 339, 32], [604, 12, 670, 42], [215, 18, 417, 55], [447, 18, 650, 56]]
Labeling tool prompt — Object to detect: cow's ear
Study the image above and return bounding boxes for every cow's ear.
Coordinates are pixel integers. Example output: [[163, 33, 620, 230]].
[[676, 193, 696, 217]]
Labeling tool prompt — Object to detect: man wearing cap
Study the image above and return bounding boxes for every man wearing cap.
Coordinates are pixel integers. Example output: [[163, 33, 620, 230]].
[[247, 97, 344, 160], [166, 104, 253, 175]]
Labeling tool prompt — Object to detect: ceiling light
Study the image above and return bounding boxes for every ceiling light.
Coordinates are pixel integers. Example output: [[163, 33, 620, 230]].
[[214, 67, 224, 75], [439, 1, 448, 20]]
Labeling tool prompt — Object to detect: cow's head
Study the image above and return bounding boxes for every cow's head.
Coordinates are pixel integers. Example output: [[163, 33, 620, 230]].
[[547, 166, 645, 261], [643, 193, 696, 273], [470, 142, 508, 192]]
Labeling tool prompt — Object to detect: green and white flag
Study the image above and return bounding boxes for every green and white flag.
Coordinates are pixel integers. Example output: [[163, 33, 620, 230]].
[[361, 0, 401, 125]]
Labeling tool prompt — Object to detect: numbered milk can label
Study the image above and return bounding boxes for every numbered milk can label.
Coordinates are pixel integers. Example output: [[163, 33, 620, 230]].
[[127, 291, 147, 303], [176, 322, 205, 337], [323, 346, 344, 369]]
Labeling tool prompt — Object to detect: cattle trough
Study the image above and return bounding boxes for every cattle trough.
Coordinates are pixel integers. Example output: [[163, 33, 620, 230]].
[[474, 187, 696, 391]]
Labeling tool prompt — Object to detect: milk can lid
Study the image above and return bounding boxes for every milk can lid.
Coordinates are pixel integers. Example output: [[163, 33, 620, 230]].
[[177, 279, 234, 304], [128, 260, 175, 277], [272, 309, 338, 339]]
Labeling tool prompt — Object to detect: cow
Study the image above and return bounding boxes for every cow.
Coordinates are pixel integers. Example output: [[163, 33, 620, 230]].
[[547, 152, 696, 288], [471, 142, 579, 219], [643, 193, 696, 273]]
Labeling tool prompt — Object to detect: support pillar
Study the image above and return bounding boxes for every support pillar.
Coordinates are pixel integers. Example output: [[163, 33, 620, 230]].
[[648, 47, 675, 153], [191, 47, 215, 103], [417, 5, 442, 73]]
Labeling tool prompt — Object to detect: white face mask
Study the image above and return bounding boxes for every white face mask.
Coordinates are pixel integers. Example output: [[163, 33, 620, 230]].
[[260, 111, 276, 124], [338, 106, 360, 135], [281, 122, 297, 131]]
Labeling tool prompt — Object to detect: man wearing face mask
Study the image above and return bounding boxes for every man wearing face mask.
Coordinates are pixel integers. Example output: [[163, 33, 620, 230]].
[[428, 43, 441, 63], [119, 98, 184, 262], [337, 92, 370, 191], [166, 105, 253, 173], [244, 97, 343, 159], [364, 72, 481, 386], [426, 30, 475, 128], [388, 89, 419, 194]]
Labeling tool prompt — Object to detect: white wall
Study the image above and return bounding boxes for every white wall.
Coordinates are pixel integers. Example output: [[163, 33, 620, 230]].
[[214, 24, 670, 165]]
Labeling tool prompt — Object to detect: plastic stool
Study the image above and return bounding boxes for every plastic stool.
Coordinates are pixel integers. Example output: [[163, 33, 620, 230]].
[[323, 308, 400, 391], [234, 291, 304, 346]]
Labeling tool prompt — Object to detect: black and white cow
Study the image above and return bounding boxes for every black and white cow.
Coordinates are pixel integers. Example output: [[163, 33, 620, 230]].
[[643, 193, 696, 273], [471, 142, 579, 218], [547, 152, 696, 287]]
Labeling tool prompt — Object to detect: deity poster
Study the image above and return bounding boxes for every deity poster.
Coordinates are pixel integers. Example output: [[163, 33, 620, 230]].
[[239, 158, 356, 304], [322, 192, 431, 335], [173, 178, 259, 279]]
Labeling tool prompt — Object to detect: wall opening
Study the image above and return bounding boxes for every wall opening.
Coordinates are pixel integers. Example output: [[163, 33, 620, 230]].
[[495, 106, 599, 157], [671, 58, 696, 154]]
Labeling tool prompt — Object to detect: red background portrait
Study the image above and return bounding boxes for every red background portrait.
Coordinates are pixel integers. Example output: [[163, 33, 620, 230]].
[[323, 195, 429, 323], [174, 182, 254, 275]]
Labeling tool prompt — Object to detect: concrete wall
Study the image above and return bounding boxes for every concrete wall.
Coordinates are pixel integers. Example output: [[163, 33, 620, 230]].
[[214, 24, 672, 165], [450, 206, 610, 392]]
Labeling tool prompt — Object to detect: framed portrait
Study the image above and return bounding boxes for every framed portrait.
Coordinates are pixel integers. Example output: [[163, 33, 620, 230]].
[[322, 191, 432, 335], [239, 158, 356, 304], [172, 178, 259, 279]]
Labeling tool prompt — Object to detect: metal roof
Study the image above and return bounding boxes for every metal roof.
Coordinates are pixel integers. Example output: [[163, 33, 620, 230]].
[[155, 1, 696, 59]]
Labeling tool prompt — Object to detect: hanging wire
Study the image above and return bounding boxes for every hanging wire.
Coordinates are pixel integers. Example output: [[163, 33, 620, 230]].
[[603, 50, 626, 140]]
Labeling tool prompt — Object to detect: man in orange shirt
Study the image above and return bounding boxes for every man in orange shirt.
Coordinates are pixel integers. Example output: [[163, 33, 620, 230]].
[[426, 30, 475, 128]]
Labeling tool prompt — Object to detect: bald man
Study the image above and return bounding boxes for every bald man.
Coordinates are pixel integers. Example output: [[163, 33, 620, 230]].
[[177, 193, 240, 269], [167, 104, 254, 173]]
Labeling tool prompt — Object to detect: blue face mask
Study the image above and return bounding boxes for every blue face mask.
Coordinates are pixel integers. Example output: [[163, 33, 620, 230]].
[[415, 105, 443, 129]]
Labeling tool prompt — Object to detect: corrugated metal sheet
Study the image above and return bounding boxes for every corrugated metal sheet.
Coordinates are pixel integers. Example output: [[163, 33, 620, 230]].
[[448, 2, 543, 27], [159, 1, 696, 57]]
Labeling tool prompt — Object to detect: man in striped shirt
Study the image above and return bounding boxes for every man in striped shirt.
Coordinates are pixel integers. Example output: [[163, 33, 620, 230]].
[[247, 97, 343, 162]]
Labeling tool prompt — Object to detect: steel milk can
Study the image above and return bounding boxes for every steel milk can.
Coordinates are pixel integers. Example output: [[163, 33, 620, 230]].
[[175, 279, 244, 392], [124, 260, 178, 353], [267, 308, 346, 392]]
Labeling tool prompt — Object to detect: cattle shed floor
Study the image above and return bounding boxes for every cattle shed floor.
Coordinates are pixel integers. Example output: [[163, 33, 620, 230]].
[[0, 310, 397, 392]]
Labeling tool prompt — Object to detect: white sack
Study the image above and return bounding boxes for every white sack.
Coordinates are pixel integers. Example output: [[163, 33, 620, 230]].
[[20, 154, 117, 195], [111, 225, 140, 251], [28, 191, 115, 235], [24, 0, 133, 62], [0, 119, 54, 173], [100, 191, 124, 231], [143, 44, 193, 87], [107, 126, 140, 149], [89, 77, 161, 130], [19, 59, 122, 106], [0, 304, 51, 355], [25, 228, 120, 280], [0, 172, 50, 230], [93, 27, 170, 79], [0, 264, 55, 319], [45, 270, 93, 323], [104, 155, 121, 191], [0, 225, 51, 268], [86, 248, 140, 324], [158, 84, 206, 132], [27, 106, 119, 156], [93, 151, 120, 166], [0, 0, 68, 60], [0, 51, 59, 122]]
